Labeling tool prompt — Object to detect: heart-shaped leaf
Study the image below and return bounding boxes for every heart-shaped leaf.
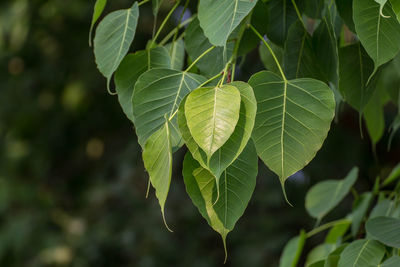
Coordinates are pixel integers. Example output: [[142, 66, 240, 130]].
[[337, 239, 385, 267], [366, 216, 400, 248], [248, 71, 335, 190], [94, 2, 139, 91], [185, 85, 241, 159], [132, 69, 206, 148]]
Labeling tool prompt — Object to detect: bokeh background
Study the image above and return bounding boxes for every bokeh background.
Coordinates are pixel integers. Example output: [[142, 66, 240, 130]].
[[1, 0, 400, 266]]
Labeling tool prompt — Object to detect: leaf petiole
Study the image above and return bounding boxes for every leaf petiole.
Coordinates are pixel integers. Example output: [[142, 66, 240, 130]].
[[185, 45, 216, 72], [306, 219, 351, 238], [151, 0, 181, 47], [138, 0, 151, 7]]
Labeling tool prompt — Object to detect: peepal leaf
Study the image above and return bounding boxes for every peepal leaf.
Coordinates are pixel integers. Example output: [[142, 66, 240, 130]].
[[94, 2, 139, 92], [197, 0, 257, 46], [350, 192, 373, 236], [366, 216, 400, 248], [391, 0, 400, 22], [142, 119, 174, 231], [178, 81, 257, 179], [165, 39, 185, 70], [381, 256, 400, 267], [248, 71, 335, 190], [337, 239, 385, 267], [132, 69, 206, 148], [305, 167, 358, 220], [152, 0, 164, 16], [182, 141, 258, 257], [114, 47, 171, 122], [353, 0, 400, 73], [89, 0, 107, 46], [267, 0, 299, 46], [279, 230, 307, 267], [185, 85, 241, 159]]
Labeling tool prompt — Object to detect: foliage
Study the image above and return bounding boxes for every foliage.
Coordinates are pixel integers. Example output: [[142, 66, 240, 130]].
[[89, 0, 400, 263]]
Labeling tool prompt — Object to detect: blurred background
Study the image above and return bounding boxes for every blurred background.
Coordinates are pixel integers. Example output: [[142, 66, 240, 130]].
[[1, 0, 399, 266]]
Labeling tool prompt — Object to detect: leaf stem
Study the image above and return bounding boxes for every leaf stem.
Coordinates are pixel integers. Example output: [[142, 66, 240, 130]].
[[170, 0, 190, 53], [198, 72, 223, 88], [306, 219, 351, 238], [152, 0, 181, 46], [248, 24, 287, 81], [159, 16, 194, 45], [185, 46, 216, 72], [138, 0, 151, 7], [218, 61, 231, 87]]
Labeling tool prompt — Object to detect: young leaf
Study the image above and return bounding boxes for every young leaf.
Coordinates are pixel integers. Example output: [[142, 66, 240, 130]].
[[279, 230, 307, 267], [267, 0, 299, 46], [142, 118, 174, 231], [165, 39, 185, 70], [353, 0, 400, 73], [305, 167, 358, 220], [89, 0, 107, 46], [381, 256, 400, 267], [132, 69, 206, 148], [182, 141, 258, 257], [248, 71, 335, 192], [197, 0, 257, 46], [114, 47, 171, 122], [350, 192, 373, 236], [185, 85, 241, 159], [337, 239, 385, 267], [184, 18, 234, 77], [178, 81, 257, 180], [391, 0, 400, 22], [366, 216, 400, 248], [93, 2, 139, 92]]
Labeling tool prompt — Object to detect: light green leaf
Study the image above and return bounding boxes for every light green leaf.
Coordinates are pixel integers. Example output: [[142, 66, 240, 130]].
[[132, 68, 206, 148], [338, 42, 379, 112], [165, 39, 185, 70], [184, 18, 234, 77], [382, 163, 400, 187], [351, 192, 373, 237], [267, 0, 299, 46], [182, 141, 258, 257], [89, 0, 107, 46], [152, 0, 164, 16], [114, 47, 171, 122], [391, 0, 400, 22], [248, 71, 335, 192], [142, 118, 174, 231], [94, 2, 139, 92], [366, 216, 400, 248], [259, 39, 284, 75], [306, 244, 337, 267], [380, 256, 400, 267], [279, 230, 307, 267], [337, 239, 385, 267], [325, 220, 351, 244], [178, 81, 257, 180], [305, 167, 358, 220], [353, 0, 400, 73], [197, 0, 257, 46], [185, 85, 241, 159]]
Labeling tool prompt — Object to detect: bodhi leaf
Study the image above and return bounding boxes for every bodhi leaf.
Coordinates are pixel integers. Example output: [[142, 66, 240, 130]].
[[114, 47, 171, 122], [197, 0, 257, 46], [178, 81, 257, 180], [182, 141, 258, 259], [165, 39, 185, 70], [337, 239, 385, 267], [366, 216, 400, 248], [350, 192, 373, 237], [279, 230, 307, 267], [391, 0, 400, 22], [305, 244, 337, 267], [381, 256, 400, 267], [325, 220, 352, 244], [132, 68, 206, 148], [364, 89, 385, 145], [336, 0, 355, 32], [259, 39, 284, 76], [353, 0, 400, 74], [142, 118, 174, 232], [185, 85, 241, 159], [152, 0, 164, 16], [267, 0, 299, 46], [248, 71, 335, 195], [325, 244, 348, 267], [382, 163, 400, 187], [89, 0, 107, 46], [305, 167, 358, 220], [94, 2, 139, 92]]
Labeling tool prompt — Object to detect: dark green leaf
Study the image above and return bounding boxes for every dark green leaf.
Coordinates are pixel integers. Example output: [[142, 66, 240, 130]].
[[259, 39, 284, 75], [391, 0, 400, 22], [382, 163, 400, 187], [267, 0, 299, 46], [364, 89, 385, 145], [335, 0, 355, 32], [152, 0, 164, 16], [351, 192, 373, 237], [381, 256, 400, 267]]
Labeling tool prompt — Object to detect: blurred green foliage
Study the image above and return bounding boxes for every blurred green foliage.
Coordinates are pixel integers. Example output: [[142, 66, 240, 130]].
[[0, 0, 399, 266]]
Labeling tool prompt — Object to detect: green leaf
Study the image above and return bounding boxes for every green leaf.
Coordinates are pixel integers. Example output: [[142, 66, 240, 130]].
[[375, 0, 389, 17], [391, 0, 400, 22], [93, 2, 139, 92], [325, 244, 348, 267], [336, 0, 355, 32], [338, 43, 379, 112], [382, 163, 400, 187], [248, 71, 335, 192], [142, 118, 174, 231], [284, 21, 325, 80], [184, 18, 234, 77], [305, 167, 358, 220], [165, 39, 185, 70], [267, 0, 299, 46], [370, 198, 397, 218], [259, 39, 284, 75], [353, 0, 400, 73], [350, 192, 373, 237], [185, 85, 241, 159], [178, 81, 257, 180], [89, 0, 107, 46], [325, 220, 351, 244], [381, 256, 400, 267], [152, 0, 164, 16], [114, 47, 171, 122], [364, 89, 385, 145], [300, 0, 325, 19], [197, 0, 257, 46], [366, 216, 400, 248], [132, 69, 206, 148], [182, 140, 258, 256], [279, 230, 307, 267], [337, 239, 385, 267], [306, 244, 337, 267]]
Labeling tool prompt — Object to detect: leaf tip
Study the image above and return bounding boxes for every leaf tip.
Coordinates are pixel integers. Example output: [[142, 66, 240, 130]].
[[161, 210, 173, 233], [280, 180, 293, 207], [221, 234, 228, 264]]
